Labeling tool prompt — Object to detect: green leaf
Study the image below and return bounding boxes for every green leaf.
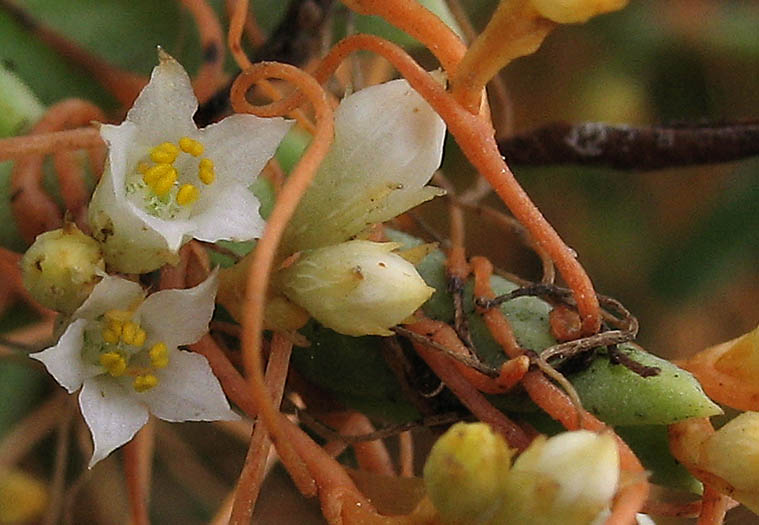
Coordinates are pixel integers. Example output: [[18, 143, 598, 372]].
[[570, 343, 722, 426]]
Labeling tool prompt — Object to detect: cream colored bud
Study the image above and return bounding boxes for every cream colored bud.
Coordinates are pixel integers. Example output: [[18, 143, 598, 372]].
[[701, 412, 759, 514], [0, 469, 48, 523], [21, 224, 105, 313], [278, 240, 434, 336], [423, 422, 515, 524], [530, 0, 629, 23], [503, 430, 620, 525]]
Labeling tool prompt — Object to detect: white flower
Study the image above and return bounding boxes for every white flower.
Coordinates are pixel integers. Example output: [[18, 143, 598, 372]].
[[280, 77, 446, 254], [30, 270, 237, 467], [89, 51, 292, 273]]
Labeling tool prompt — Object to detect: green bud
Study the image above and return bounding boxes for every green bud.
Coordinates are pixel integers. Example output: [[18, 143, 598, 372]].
[[278, 240, 434, 336], [423, 422, 515, 524], [0, 65, 44, 138], [21, 224, 104, 313]]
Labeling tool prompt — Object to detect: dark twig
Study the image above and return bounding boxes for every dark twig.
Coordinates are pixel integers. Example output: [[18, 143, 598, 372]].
[[498, 120, 759, 170]]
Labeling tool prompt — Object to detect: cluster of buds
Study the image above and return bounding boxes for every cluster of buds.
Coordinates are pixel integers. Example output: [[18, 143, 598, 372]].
[[423, 423, 622, 525]]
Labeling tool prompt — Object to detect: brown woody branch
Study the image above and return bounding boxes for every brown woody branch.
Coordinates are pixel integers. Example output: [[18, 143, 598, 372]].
[[498, 121, 759, 170]]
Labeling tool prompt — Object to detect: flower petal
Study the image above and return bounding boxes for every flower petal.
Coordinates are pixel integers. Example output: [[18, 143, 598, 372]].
[[29, 319, 98, 393], [200, 113, 292, 185], [282, 78, 446, 252], [137, 349, 238, 422], [138, 270, 218, 349], [124, 51, 197, 144], [79, 376, 149, 468], [190, 184, 265, 242], [74, 274, 145, 321]]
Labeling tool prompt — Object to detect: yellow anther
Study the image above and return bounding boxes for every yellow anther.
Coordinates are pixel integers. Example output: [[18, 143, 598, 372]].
[[149, 342, 169, 369], [137, 162, 151, 174], [134, 374, 159, 392], [143, 163, 172, 186], [99, 352, 127, 377], [105, 309, 132, 323], [120, 321, 141, 345], [132, 328, 147, 347], [102, 328, 120, 344], [153, 167, 178, 196], [179, 136, 204, 157], [176, 184, 199, 206], [149, 142, 179, 164], [198, 158, 215, 185]]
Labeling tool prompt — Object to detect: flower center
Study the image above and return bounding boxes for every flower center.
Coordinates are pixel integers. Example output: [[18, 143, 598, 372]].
[[126, 136, 216, 220], [85, 309, 171, 392]]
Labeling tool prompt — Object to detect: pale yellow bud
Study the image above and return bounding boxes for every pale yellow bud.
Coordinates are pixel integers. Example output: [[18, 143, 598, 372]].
[[502, 430, 620, 525], [0, 469, 48, 523], [700, 412, 759, 514], [530, 0, 629, 23], [278, 241, 434, 336], [21, 223, 105, 313], [423, 423, 515, 524]]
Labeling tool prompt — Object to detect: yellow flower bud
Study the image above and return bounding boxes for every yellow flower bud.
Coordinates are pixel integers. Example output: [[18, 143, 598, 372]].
[[423, 423, 515, 524], [530, 0, 629, 23], [0, 469, 48, 523], [700, 412, 759, 514], [21, 223, 104, 313], [277, 241, 434, 336], [502, 430, 620, 525]]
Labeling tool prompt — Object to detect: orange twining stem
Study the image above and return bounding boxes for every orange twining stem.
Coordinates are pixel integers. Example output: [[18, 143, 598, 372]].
[[267, 34, 602, 335], [230, 333, 293, 525], [321, 412, 397, 477], [10, 99, 105, 243], [406, 319, 532, 451], [341, 0, 466, 74], [123, 425, 153, 525], [473, 251, 647, 524], [231, 61, 335, 500], [697, 485, 730, 525], [179, 0, 226, 104], [0, 128, 102, 162], [225, 0, 266, 48]]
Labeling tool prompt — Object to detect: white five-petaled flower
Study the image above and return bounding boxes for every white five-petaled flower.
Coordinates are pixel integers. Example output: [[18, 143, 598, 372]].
[[89, 50, 292, 273], [30, 270, 238, 467]]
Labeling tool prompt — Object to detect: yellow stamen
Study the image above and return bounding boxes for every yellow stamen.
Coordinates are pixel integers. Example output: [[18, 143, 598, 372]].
[[176, 184, 199, 206], [134, 374, 159, 392], [120, 321, 141, 345], [102, 328, 120, 345], [99, 352, 127, 377], [149, 142, 179, 164], [153, 167, 178, 196], [105, 309, 132, 323], [137, 162, 151, 174], [149, 342, 169, 369], [132, 328, 147, 347], [179, 136, 204, 157], [198, 158, 215, 185], [143, 163, 172, 186]]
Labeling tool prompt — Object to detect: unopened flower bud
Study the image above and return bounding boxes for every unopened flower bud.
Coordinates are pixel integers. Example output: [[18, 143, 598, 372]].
[[503, 430, 620, 525], [423, 422, 515, 524], [21, 224, 104, 313], [277, 240, 434, 336], [700, 412, 759, 514], [530, 0, 629, 23], [0, 468, 48, 523]]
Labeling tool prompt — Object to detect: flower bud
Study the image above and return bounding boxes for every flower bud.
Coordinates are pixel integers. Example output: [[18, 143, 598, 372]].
[[0, 469, 48, 523], [0, 64, 44, 138], [503, 430, 620, 525], [530, 0, 629, 23], [277, 240, 434, 336], [700, 412, 759, 514], [423, 422, 515, 524], [21, 223, 105, 313]]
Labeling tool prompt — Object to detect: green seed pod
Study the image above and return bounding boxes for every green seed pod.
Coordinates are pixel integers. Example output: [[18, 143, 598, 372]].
[[21, 223, 105, 313], [423, 422, 515, 524]]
